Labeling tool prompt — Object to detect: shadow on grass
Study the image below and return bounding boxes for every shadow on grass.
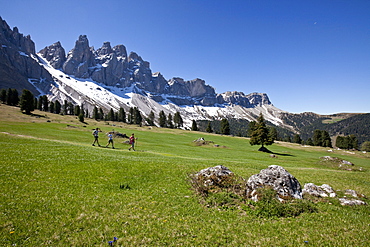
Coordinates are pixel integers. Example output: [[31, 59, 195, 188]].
[[258, 146, 295, 157]]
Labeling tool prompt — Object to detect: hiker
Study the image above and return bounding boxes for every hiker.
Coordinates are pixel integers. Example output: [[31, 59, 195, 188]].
[[128, 133, 137, 151], [106, 132, 114, 149], [92, 128, 102, 146]]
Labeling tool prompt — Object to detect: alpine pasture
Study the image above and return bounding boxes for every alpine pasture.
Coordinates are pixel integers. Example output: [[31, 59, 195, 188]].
[[1, 104, 369, 246]]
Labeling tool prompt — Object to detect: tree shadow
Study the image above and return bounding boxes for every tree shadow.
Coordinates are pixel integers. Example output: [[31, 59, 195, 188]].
[[258, 146, 294, 157]]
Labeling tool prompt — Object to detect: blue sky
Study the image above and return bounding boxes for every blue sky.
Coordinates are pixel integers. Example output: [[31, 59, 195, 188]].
[[2, 0, 369, 114]]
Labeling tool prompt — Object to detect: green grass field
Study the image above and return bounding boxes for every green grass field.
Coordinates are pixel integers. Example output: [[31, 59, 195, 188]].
[[1, 104, 369, 246]]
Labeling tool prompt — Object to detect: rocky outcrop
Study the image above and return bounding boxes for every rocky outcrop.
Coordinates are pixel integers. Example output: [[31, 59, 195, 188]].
[[246, 165, 302, 201], [193, 165, 234, 187], [302, 183, 336, 198], [39, 41, 66, 69], [219, 91, 271, 108], [63, 35, 95, 78], [0, 17, 53, 95]]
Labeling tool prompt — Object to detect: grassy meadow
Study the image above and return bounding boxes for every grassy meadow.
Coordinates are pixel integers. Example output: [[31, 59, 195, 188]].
[[1, 104, 369, 246]]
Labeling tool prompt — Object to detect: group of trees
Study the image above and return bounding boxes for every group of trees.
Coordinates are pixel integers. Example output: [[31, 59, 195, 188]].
[[158, 110, 183, 129], [335, 135, 358, 150]]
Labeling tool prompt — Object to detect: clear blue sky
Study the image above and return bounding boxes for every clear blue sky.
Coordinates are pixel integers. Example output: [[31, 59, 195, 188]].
[[2, 0, 369, 114]]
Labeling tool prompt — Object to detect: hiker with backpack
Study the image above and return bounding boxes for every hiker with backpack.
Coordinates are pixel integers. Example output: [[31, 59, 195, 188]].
[[128, 133, 137, 151], [92, 128, 102, 146], [106, 132, 115, 149]]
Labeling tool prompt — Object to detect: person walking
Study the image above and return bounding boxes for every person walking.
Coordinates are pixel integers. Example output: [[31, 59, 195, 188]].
[[128, 133, 136, 151], [106, 132, 115, 149], [92, 128, 101, 146]]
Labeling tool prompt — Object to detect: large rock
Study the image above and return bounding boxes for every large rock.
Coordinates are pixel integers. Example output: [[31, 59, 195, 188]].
[[246, 165, 302, 201], [194, 165, 234, 187], [302, 183, 336, 197]]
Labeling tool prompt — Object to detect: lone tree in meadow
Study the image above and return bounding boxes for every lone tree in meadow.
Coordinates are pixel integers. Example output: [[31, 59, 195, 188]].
[[249, 113, 274, 151], [20, 89, 35, 115]]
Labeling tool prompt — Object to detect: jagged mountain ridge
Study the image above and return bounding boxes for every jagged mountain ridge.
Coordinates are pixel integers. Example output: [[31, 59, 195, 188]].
[[0, 15, 287, 128], [4, 15, 367, 139]]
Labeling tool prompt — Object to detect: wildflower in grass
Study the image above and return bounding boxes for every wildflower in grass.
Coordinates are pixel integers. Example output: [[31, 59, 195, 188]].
[[10, 231, 14, 234]]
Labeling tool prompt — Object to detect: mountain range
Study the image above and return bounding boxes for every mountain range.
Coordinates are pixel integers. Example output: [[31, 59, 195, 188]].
[[1, 16, 369, 144]]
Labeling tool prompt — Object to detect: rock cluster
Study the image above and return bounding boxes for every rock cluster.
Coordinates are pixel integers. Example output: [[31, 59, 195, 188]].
[[193, 165, 367, 206], [246, 165, 302, 201]]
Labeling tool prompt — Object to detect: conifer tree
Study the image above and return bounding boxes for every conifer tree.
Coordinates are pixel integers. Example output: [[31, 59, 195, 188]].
[[249, 113, 274, 148], [174, 111, 183, 128], [108, 108, 115, 121], [118, 107, 126, 123], [49, 101, 55, 113], [146, 111, 155, 126], [93, 106, 99, 120], [206, 121, 213, 133], [191, 120, 198, 131], [167, 113, 174, 128], [159, 110, 167, 127], [293, 134, 302, 144], [220, 118, 230, 135], [55, 100, 61, 114], [20, 89, 35, 114], [0, 89, 6, 103], [134, 107, 142, 126]]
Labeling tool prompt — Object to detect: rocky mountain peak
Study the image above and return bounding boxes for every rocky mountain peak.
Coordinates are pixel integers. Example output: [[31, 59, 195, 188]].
[[62, 34, 95, 78], [39, 41, 66, 69], [96, 41, 113, 56]]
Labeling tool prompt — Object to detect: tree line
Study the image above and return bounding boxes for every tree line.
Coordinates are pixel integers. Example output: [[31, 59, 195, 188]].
[[1, 88, 184, 128]]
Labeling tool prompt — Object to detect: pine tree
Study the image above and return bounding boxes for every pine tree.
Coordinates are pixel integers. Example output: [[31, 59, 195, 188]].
[[306, 138, 314, 146], [174, 111, 183, 128], [146, 111, 155, 126], [321, 130, 332, 147], [55, 100, 61, 114], [167, 113, 174, 128], [20, 89, 35, 115], [220, 118, 230, 135], [134, 107, 142, 126], [313, 129, 322, 146], [247, 121, 257, 137], [293, 134, 302, 144], [49, 101, 55, 113], [93, 106, 99, 120], [0, 89, 6, 103], [108, 108, 115, 121], [191, 120, 198, 131], [361, 141, 370, 152], [159, 110, 167, 127], [42, 95, 49, 112], [249, 113, 274, 149], [74, 105, 81, 116], [206, 121, 213, 133], [118, 107, 126, 123]]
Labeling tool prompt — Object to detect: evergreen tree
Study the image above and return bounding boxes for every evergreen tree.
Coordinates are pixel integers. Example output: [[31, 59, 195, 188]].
[[55, 100, 61, 114], [159, 110, 167, 127], [313, 129, 322, 146], [361, 141, 370, 152], [49, 101, 55, 113], [118, 107, 126, 123], [128, 107, 134, 124], [7, 88, 19, 106], [134, 107, 142, 126], [173, 111, 183, 128], [191, 120, 198, 131], [63, 100, 68, 115], [78, 113, 85, 123], [20, 89, 35, 115], [321, 130, 332, 147], [74, 105, 81, 116], [99, 108, 104, 120], [167, 113, 174, 128], [249, 113, 274, 148], [93, 106, 99, 120], [42, 95, 49, 112], [306, 138, 314, 146], [268, 127, 278, 141], [34, 97, 38, 110], [107, 108, 115, 121], [206, 121, 213, 133], [146, 111, 155, 126], [0, 89, 6, 103], [247, 121, 257, 137], [68, 102, 74, 115], [293, 134, 302, 144], [220, 118, 230, 135]]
